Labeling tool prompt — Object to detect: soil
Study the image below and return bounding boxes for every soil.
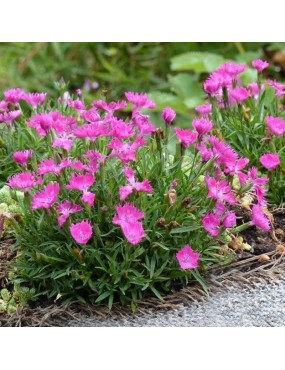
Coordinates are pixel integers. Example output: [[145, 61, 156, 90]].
[[0, 238, 16, 289]]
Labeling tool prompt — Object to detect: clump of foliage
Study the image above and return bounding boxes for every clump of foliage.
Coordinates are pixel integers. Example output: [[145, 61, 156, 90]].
[[0, 82, 270, 309], [196, 59, 285, 205]]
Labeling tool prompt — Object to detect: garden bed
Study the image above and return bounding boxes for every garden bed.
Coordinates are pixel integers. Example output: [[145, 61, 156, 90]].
[[1, 209, 285, 327]]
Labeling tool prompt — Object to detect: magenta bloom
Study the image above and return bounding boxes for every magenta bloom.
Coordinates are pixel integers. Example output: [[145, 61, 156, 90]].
[[192, 118, 213, 136], [267, 80, 285, 98], [125, 92, 156, 109], [195, 103, 212, 116], [81, 191, 96, 207], [252, 59, 269, 73], [132, 112, 156, 135], [110, 118, 134, 139], [38, 159, 59, 176], [107, 136, 146, 164], [22, 93, 47, 108], [205, 177, 236, 205], [174, 128, 198, 148], [222, 212, 237, 228], [161, 107, 176, 126], [13, 150, 33, 166], [4, 88, 25, 104], [31, 183, 60, 210], [120, 221, 146, 245], [74, 122, 109, 141], [0, 110, 21, 125], [113, 203, 144, 226], [203, 76, 221, 95], [57, 201, 83, 227], [218, 62, 246, 78], [66, 174, 95, 192], [52, 137, 74, 152], [224, 157, 250, 186], [265, 116, 285, 136], [27, 112, 56, 137], [176, 244, 200, 270], [230, 87, 250, 104], [70, 220, 93, 244], [251, 205, 270, 231], [119, 167, 152, 201], [8, 172, 41, 192], [259, 153, 280, 171], [80, 108, 100, 123], [202, 213, 220, 237]]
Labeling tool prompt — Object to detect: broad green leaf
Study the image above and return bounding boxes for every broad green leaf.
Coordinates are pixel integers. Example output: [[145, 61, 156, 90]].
[[171, 52, 225, 73]]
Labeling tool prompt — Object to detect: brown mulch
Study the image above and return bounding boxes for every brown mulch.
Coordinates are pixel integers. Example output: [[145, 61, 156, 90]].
[[1, 210, 285, 327]]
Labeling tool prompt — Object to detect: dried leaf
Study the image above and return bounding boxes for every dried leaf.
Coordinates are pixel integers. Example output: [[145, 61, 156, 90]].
[[258, 254, 270, 263]]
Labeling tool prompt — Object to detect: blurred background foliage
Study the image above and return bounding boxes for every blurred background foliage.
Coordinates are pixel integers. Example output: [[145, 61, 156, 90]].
[[1, 42, 285, 126]]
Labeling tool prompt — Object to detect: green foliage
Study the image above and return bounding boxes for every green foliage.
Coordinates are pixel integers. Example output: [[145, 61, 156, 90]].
[[0, 284, 36, 314]]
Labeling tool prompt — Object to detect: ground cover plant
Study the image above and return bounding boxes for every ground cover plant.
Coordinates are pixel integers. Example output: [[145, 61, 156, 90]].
[[0, 76, 272, 311]]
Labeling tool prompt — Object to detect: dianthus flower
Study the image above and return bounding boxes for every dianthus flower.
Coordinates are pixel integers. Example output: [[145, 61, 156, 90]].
[[70, 220, 93, 244], [66, 174, 95, 192], [252, 59, 269, 73], [174, 128, 198, 147], [259, 153, 280, 171], [4, 88, 25, 104], [125, 92, 156, 109], [8, 172, 41, 192], [265, 116, 285, 136], [192, 118, 213, 136], [57, 201, 83, 227], [13, 150, 33, 167], [22, 93, 47, 108], [176, 245, 200, 270], [195, 103, 212, 116], [31, 183, 60, 210], [250, 205, 270, 231], [229, 87, 250, 104], [119, 167, 152, 201], [161, 107, 176, 126]]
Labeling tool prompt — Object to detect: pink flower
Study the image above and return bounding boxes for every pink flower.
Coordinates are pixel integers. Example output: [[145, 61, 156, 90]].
[[38, 159, 59, 176], [259, 153, 280, 171], [113, 203, 144, 226], [73, 122, 109, 141], [110, 118, 134, 139], [80, 108, 100, 123], [13, 150, 33, 166], [52, 137, 74, 152], [4, 88, 25, 104], [176, 244, 200, 270], [120, 221, 146, 245], [132, 113, 156, 135], [161, 107, 176, 126], [0, 110, 21, 125], [267, 80, 285, 98], [92, 100, 127, 113], [125, 92, 156, 109], [203, 76, 221, 95], [265, 116, 285, 136], [252, 59, 269, 73], [27, 112, 55, 137], [205, 177, 236, 205], [247, 82, 264, 100], [218, 62, 246, 78], [66, 174, 95, 192], [251, 205, 270, 231], [202, 213, 220, 237], [81, 191, 96, 207], [174, 128, 198, 148], [0, 100, 9, 112], [224, 157, 250, 186], [70, 220, 93, 244], [107, 136, 146, 164], [57, 201, 83, 227], [8, 172, 41, 192], [192, 118, 213, 136], [22, 93, 47, 108], [195, 103, 212, 116], [222, 212, 237, 228], [66, 99, 85, 111], [119, 167, 152, 201], [230, 87, 250, 104], [31, 183, 60, 210]]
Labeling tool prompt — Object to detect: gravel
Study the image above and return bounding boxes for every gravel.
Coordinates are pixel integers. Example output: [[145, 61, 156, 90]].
[[67, 277, 285, 327]]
